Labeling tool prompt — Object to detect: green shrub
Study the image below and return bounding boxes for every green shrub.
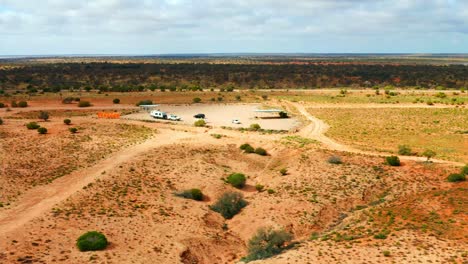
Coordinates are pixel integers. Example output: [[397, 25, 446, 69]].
[[279, 111, 288, 118], [447, 173, 466, 182], [254, 147, 267, 156], [244, 145, 255, 153], [328, 155, 342, 164], [76, 231, 108, 252], [280, 168, 288, 176], [136, 100, 153, 106], [113, 98, 120, 104], [0, 117, 3, 125], [38, 111, 49, 121], [192, 97, 202, 103], [267, 189, 275, 194], [398, 145, 413, 155], [26, 122, 40, 130], [64, 119, 71, 125], [242, 227, 293, 262], [0, 102, 5, 108], [37, 127, 48, 134], [382, 251, 391, 257], [240, 143, 252, 150], [69, 127, 78, 134], [386, 156, 401, 166], [175, 189, 204, 201], [78, 101, 92, 107], [422, 149, 436, 162], [374, 233, 387, 239], [250, 123, 261, 131], [194, 119, 206, 127], [210, 192, 247, 219], [18, 101, 28, 108], [461, 165, 468, 175], [255, 184, 264, 192], [227, 173, 247, 188]]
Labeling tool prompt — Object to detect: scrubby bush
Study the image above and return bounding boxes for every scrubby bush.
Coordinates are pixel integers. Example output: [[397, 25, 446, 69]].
[[328, 155, 342, 164], [244, 145, 255, 153], [255, 184, 264, 192], [175, 188, 204, 201], [64, 119, 71, 125], [447, 173, 466, 182], [250, 123, 261, 131], [194, 119, 206, 127], [76, 231, 108, 252], [398, 145, 413, 155], [461, 165, 468, 176], [386, 156, 401, 166], [279, 111, 288, 118], [242, 227, 293, 262], [210, 192, 247, 219], [192, 97, 202, 103], [37, 127, 48, 134], [38, 111, 49, 121], [26, 122, 40, 130], [227, 173, 247, 188], [113, 98, 120, 104], [69, 127, 78, 134], [255, 147, 267, 156], [374, 233, 388, 239], [11, 101, 18, 107], [279, 168, 288, 176], [422, 149, 436, 162], [0, 102, 5, 108], [18, 101, 28, 108], [136, 99, 153, 106], [62, 97, 74, 104], [78, 101, 91, 107]]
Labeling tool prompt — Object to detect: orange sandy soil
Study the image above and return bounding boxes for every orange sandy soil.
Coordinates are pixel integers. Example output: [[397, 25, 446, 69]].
[[0, 100, 466, 264]]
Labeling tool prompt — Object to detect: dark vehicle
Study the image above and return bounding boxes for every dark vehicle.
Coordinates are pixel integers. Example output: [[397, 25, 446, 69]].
[[194, 113, 205, 119]]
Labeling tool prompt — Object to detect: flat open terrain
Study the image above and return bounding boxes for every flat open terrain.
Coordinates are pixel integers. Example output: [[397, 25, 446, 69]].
[[0, 91, 466, 264]]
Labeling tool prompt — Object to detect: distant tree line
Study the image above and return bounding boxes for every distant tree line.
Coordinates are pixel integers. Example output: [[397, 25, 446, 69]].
[[0, 62, 467, 92]]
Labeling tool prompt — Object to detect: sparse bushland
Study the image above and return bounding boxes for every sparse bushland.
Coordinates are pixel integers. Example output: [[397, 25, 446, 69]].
[[386, 156, 401, 166], [242, 227, 293, 262], [210, 192, 247, 219], [64, 119, 71, 125], [76, 231, 108, 252], [328, 155, 343, 164], [194, 119, 206, 127], [78, 101, 92, 107], [37, 127, 48, 134], [227, 173, 247, 188], [26, 122, 41, 130], [38, 111, 49, 121], [398, 145, 413, 156], [254, 147, 267, 156], [175, 189, 204, 201]]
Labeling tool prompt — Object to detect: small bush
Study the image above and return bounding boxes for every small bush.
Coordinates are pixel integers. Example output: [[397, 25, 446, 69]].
[[240, 143, 252, 150], [62, 97, 74, 104], [192, 97, 202, 103], [175, 189, 204, 201], [194, 119, 206, 127], [255, 184, 264, 192], [328, 155, 342, 164], [386, 156, 401, 166], [422, 149, 436, 162], [374, 233, 387, 239], [210, 192, 247, 219], [78, 101, 92, 107], [242, 227, 293, 262], [244, 145, 255, 153], [279, 111, 288, 118], [26, 122, 40, 130], [11, 101, 18, 107], [69, 127, 78, 134], [461, 165, 468, 175], [76, 231, 108, 252], [37, 127, 48, 134], [0, 117, 3, 125], [398, 145, 413, 155], [280, 168, 288, 176], [382, 251, 391, 257], [227, 173, 247, 188], [0, 102, 5, 108], [211, 134, 223, 139], [113, 98, 120, 104], [64, 119, 71, 125], [250, 123, 261, 131], [18, 101, 28, 108], [254, 147, 267, 156], [136, 100, 153, 106], [38, 111, 49, 121], [447, 173, 466, 182]]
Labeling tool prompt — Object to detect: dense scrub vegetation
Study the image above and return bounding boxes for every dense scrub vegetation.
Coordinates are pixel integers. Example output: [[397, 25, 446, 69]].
[[1, 62, 467, 92]]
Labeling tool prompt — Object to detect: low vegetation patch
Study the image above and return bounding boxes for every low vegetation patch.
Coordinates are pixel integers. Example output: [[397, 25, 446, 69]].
[[254, 147, 267, 156], [64, 119, 71, 125], [210, 192, 247, 219], [175, 188, 204, 201], [69, 127, 78, 134], [242, 227, 293, 262], [227, 173, 247, 188], [386, 156, 401, 166], [26, 122, 40, 130], [76, 231, 108, 252], [37, 127, 48, 134], [113, 98, 120, 104], [398, 145, 413, 156], [194, 119, 206, 127], [328, 155, 343, 164], [447, 173, 465, 182], [250, 123, 261, 131]]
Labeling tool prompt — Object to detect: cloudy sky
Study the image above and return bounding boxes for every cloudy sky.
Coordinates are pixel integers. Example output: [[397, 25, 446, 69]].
[[0, 0, 467, 55]]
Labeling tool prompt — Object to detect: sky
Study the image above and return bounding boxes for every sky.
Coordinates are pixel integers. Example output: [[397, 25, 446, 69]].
[[0, 0, 467, 55]]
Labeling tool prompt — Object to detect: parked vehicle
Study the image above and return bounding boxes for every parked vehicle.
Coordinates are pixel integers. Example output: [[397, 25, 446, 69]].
[[168, 114, 181, 121], [232, 119, 241, 124], [194, 113, 205, 119], [150, 110, 167, 119]]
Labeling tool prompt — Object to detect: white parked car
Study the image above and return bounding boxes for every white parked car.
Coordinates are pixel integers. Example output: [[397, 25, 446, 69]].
[[232, 119, 241, 124], [168, 114, 181, 121]]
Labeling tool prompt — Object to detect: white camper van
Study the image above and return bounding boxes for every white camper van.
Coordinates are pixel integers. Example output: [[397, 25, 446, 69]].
[[150, 110, 167, 119]]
